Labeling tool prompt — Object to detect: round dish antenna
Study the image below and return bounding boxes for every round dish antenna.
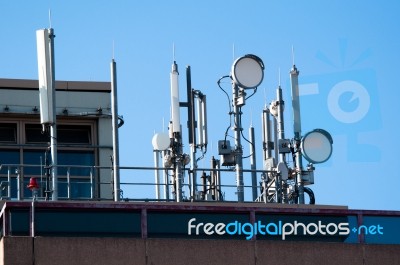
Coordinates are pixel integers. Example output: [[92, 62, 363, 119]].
[[231, 54, 264, 89], [301, 129, 333, 164]]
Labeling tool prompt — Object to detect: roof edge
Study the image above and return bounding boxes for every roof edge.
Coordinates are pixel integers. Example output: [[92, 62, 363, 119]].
[[0, 78, 111, 92]]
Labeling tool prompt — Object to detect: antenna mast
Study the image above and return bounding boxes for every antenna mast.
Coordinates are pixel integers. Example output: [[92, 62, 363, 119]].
[[290, 47, 304, 203], [111, 58, 120, 201]]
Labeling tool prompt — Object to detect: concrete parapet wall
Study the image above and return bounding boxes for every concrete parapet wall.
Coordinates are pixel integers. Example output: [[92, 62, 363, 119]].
[[1, 237, 400, 265]]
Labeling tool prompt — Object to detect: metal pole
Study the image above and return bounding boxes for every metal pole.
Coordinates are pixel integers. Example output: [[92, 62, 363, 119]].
[[215, 159, 221, 201], [67, 167, 71, 200], [16, 168, 21, 201], [31, 200, 35, 237], [276, 86, 286, 204], [189, 145, 197, 200], [7, 167, 11, 199], [153, 150, 161, 200], [90, 168, 94, 199], [290, 64, 304, 204], [233, 84, 244, 202], [186, 66, 197, 201], [49, 28, 58, 201], [277, 87, 285, 163], [249, 126, 257, 201], [111, 59, 120, 201]]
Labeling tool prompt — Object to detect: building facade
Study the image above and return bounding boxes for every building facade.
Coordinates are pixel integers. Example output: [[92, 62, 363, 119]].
[[0, 78, 113, 200]]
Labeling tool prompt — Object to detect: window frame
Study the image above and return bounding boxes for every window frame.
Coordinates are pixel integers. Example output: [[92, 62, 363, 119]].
[[0, 117, 99, 200]]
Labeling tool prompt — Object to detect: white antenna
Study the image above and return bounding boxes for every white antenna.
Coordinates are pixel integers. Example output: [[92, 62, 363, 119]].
[[170, 60, 180, 133]]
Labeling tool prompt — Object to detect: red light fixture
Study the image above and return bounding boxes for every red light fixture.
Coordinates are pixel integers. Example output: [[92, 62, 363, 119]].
[[27, 177, 40, 191]]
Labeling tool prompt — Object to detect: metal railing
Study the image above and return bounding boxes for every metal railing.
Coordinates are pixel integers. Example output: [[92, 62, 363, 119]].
[[0, 163, 278, 203], [0, 164, 99, 200]]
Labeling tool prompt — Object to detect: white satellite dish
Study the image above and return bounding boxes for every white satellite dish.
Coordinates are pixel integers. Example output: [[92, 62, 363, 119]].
[[152, 133, 170, 151], [301, 129, 333, 164], [231, 54, 264, 89]]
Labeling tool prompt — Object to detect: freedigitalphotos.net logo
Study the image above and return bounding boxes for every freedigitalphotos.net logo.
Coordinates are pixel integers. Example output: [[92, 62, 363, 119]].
[[187, 218, 384, 240]]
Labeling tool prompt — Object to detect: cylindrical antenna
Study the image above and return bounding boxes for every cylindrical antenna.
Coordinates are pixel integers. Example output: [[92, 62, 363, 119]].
[[197, 95, 204, 146], [170, 61, 181, 133], [262, 108, 273, 161], [200, 95, 208, 146], [290, 61, 301, 138]]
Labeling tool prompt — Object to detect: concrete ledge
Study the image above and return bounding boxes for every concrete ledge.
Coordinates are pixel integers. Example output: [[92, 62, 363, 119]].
[[1, 237, 400, 265]]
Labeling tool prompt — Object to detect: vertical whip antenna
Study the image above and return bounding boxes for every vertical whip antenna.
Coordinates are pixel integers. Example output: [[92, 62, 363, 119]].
[[263, 87, 267, 107], [278, 67, 281, 87], [173, 42, 176, 62], [112, 40, 115, 60], [232, 43, 235, 62], [250, 108, 253, 127], [292, 45, 295, 66], [49, 9, 52, 28]]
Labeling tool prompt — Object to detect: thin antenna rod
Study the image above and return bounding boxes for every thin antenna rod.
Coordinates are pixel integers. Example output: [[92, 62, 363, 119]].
[[232, 43, 235, 62], [278, 67, 281, 87], [112, 40, 115, 60], [173, 43, 176, 62], [49, 9, 52, 28], [250, 108, 253, 127], [292, 45, 295, 66], [263, 87, 267, 107]]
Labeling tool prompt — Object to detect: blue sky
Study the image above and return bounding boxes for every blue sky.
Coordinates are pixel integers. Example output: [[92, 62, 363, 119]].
[[1, 1, 400, 210]]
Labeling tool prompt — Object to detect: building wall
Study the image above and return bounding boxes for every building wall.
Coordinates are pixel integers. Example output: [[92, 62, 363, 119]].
[[1, 237, 399, 265]]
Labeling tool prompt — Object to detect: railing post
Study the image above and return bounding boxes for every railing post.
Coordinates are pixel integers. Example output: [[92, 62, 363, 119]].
[[7, 166, 11, 199], [16, 168, 21, 201], [67, 167, 71, 200], [90, 167, 94, 200]]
